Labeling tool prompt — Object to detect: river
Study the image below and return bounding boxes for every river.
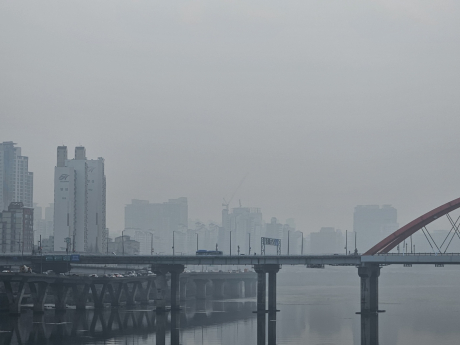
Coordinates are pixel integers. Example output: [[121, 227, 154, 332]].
[[1, 264, 459, 344]]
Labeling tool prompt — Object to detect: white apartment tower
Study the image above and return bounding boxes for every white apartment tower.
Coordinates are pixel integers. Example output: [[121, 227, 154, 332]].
[[54, 146, 106, 253], [0, 141, 33, 212]]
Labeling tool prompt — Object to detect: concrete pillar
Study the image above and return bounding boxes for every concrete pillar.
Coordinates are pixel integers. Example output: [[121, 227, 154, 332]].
[[212, 279, 225, 299], [29, 282, 49, 313], [358, 264, 381, 314], [4, 280, 26, 315], [169, 265, 184, 311], [107, 282, 124, 307], [179, 279, 188, 300], [72, 284, 90, 310], [138, 279, 153, 304], [267, 266, 279, 313], [227, 280, 242, 298], [123, 282, 139, 306], [194, 279, 209, 300], [53, 284, 69, 312], [152, 266, 168, 311], [90, 283, 108, 309], [254, 266, 266, 313], [361, 313, 379, 345]]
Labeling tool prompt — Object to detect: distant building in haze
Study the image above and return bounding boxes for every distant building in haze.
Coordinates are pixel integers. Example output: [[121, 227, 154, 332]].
[[33, 203, 54, 245], [353, 205, 398, 253], [309, 227, 344, 254], [221, 206, 263, 255], [53, 146, 106, 253], [0, 202, 34, 253], [124, 198, 188, 254], [0, 141, 33, 212]]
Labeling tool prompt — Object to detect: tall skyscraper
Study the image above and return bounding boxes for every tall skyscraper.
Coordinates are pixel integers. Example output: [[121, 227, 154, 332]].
[[353, 205, 398, 253], [54, 146, 106, 253], [0, 141, 33, 211]]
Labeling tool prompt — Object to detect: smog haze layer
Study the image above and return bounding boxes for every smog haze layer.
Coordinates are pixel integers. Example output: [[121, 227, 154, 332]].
[[1, 1, 460, 235]]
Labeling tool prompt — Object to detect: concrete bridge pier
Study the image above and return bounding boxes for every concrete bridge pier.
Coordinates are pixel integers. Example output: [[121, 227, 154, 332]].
[[72, 284, 90, 310], [52, 284, 69, 312], [169, 265, 184, 311], [29, 281, 49, 313], [211, 279, 225, 299], [227, 280, 242, 298], [90, 283, 108, 309], [4, 280, 26, 315], [267, 265, 279, 313], [358, 264, 381, 314], [137, 279, 153, 304], [123, 282, 139, 306], [194, 279, 209, 299], [243, 279, 256, 298], [179, 279, 188, 300], [107, 282, 124, 307], [152, 266, 169, 311], [254, 264, 280, 314], [254, 265, 266, 314]]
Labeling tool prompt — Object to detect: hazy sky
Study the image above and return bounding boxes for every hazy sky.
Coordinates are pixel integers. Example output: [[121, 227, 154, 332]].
[[1, 1, 460, 237]]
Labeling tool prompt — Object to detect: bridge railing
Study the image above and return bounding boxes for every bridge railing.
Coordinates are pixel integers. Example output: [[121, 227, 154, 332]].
[[376, 252, 460, 256]]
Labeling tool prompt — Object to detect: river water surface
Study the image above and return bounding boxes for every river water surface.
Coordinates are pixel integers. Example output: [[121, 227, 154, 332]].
[[1, 265, 460, 344]]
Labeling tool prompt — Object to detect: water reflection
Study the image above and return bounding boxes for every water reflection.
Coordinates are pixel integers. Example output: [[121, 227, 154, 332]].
[[0, 300, 258, 345], [0, 301, 380, 344]]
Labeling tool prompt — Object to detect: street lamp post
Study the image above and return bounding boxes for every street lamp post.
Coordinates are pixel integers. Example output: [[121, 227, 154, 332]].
[[287, 230, 290, 255], [299, 231, 304, 255], [122, 230, 125, 256], [172, 231, 175, 256], [229, 231, 232, 256], [196, 233, 199, 252], [248, 233, 251, 255], [150, 232, 154, 255]]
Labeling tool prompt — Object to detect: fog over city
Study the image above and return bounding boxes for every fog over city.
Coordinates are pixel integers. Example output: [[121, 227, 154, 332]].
[[2, 1, 460, 236]]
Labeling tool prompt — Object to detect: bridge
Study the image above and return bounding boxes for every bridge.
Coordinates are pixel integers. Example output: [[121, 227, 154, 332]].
[[2, 197, 460, 321], [0, 271, 256, 315]]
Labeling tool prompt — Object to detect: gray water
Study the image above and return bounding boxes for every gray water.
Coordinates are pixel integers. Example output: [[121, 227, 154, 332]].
[[1, 265, 460, 344]]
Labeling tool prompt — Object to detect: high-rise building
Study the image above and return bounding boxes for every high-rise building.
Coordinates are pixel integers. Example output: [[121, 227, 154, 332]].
[[353, 205, 398, 253], [33, 203, 54, 245], [53, 146, 106, 253], [0, 141, 33, 212], [0, 202, 34, 253], [309, 227, 344, 254], [124, 198, 187, 255], [125, 198, 188, 234], [221, 206, 263, 255]]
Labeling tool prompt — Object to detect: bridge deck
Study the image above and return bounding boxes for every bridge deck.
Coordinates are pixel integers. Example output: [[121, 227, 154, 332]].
[[2, 254, 460, 267]]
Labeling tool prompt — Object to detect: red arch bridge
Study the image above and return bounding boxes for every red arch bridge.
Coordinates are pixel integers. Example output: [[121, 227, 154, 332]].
[[2, 197, 460, 316]]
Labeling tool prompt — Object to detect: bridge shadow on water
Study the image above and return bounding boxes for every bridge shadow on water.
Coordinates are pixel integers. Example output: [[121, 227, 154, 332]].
[[0, 300, 379, 345]]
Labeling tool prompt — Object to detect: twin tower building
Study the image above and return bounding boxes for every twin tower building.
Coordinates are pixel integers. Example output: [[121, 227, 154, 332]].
[[54, 146, 107, 253]]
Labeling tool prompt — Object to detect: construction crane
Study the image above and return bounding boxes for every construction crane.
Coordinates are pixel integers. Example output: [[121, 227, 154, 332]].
[[222, 174, 248, 210]]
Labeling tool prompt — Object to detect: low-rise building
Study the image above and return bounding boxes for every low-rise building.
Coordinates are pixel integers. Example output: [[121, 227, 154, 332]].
[[0, 202, 34, 253], [108, 235, 140, 255]]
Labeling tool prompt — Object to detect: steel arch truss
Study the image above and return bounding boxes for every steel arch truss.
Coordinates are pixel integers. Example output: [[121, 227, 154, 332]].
[[364, 197, 460, 255]]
